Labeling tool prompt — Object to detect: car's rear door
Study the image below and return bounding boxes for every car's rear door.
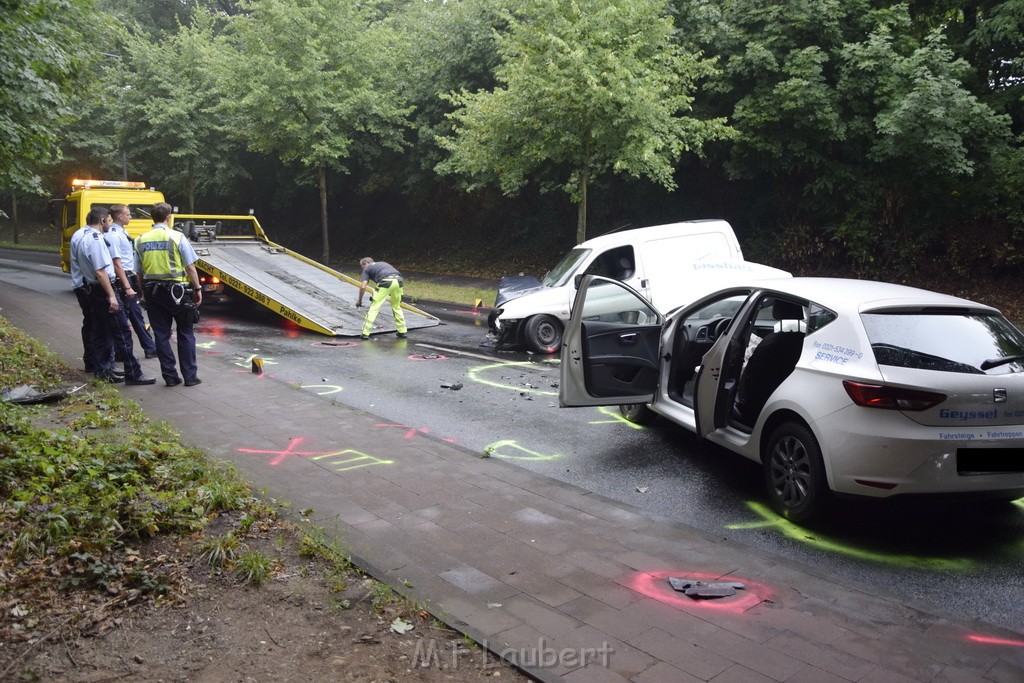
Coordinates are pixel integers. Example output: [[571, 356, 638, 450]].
[[560, 276, 664, 407]]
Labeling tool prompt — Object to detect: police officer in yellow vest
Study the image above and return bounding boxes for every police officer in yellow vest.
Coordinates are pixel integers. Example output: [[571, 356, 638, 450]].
[[135, 202, 203, 387]]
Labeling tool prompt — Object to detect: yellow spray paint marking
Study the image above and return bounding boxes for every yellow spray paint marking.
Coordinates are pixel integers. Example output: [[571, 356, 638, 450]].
[[466, 360, 559, 396], [238, 438, 393, 473], [301, 384, 343, 395], [728, 501, 975, 571], [309, 450, 394, 472], [483, 440, 561, 461], [233, 354, 277, 369], [590, 406, 645, 430]]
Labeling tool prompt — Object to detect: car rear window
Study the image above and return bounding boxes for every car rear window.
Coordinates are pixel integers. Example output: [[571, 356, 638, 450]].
[[862, 311, 1024, 374]]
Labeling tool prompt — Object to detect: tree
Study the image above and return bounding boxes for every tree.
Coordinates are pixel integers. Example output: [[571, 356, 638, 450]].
[[681, 0, 1014, 272], [0, 0, 103, 198], [104, 12, 248, 212], [214, 0, 411, 263], [436, 0, 732, 243], [392, 0, 509, 182]]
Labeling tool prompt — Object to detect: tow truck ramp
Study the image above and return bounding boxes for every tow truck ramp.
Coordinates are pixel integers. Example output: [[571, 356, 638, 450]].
[[173, 214, 439, 337]]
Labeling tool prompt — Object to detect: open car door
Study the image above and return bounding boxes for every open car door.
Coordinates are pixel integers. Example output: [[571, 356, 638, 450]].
[[560, 276, 664, 407]]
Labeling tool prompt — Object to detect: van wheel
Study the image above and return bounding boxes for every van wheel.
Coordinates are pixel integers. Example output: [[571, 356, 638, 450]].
[[619, 404, 658, 425], [763, 422, 829, 522], [523, 315, 562, 354]]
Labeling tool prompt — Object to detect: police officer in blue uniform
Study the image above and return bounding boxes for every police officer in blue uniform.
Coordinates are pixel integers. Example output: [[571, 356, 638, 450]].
[[108, 203, 157, 358], [69, 207, 155, 385]]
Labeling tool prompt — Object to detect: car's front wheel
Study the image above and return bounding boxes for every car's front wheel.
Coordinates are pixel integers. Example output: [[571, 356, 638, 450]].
[[619, 403, 658, 425], [763, 422, 828, 522], [523, 314, 563, 354]]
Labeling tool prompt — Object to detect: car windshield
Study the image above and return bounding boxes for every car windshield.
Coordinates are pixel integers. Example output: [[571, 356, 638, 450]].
[[862, 311, 1024, 374], [542, 248, 591, 287]]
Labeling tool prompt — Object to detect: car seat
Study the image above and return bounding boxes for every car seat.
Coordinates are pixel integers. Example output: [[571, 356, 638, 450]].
[[732, 300, 805, 425]]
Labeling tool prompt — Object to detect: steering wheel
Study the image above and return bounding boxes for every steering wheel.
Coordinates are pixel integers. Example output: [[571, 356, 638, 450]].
[[711, 317, 732, 341]]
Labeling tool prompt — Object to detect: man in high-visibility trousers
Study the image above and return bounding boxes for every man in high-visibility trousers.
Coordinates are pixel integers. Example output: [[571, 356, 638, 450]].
[[135, 202, 203, 387], [355, 257, 407, 340]]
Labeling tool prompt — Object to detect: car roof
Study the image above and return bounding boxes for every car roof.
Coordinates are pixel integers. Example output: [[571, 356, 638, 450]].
[[579, 220, 735, 251], [751, 277, 1002, 314]]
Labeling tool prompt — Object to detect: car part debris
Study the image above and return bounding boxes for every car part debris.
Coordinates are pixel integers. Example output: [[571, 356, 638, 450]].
[[668, 577, 746, 599], [1, 384, 72, 405]]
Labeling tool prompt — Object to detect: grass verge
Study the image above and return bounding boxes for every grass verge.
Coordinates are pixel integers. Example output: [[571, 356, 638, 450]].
[[0, 315, 434, 678]]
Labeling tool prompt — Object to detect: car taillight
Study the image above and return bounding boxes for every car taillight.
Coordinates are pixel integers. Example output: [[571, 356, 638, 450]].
[[842, 381, 946, 411]]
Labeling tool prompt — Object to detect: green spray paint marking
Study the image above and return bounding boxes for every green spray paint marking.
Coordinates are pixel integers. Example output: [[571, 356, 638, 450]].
[[196, 341, 217, 349], [590, 406, 645, 430], [466, 361, 559, 396], [728, 501, 975, 571], [483, 440, 561, 461]]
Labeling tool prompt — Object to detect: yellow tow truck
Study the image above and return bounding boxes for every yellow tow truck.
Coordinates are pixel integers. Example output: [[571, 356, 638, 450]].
[[50, 179, 438, 336]]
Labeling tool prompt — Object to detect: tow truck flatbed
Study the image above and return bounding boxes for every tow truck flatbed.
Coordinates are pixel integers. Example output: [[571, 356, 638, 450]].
[[174, 214, 438, 336]]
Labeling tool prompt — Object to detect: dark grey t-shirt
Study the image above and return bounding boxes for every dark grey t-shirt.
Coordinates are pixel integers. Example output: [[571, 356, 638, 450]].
[[361, 261, 401, 284]]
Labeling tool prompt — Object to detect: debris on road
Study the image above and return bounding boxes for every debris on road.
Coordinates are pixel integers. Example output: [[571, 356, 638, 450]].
[[668, 577, 746, 599]]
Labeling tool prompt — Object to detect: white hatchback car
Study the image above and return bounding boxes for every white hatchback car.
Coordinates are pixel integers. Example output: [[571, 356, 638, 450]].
[[560, 276, 1024, 521]]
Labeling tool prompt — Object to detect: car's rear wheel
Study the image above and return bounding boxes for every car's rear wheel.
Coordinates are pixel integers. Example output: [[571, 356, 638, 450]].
[[523, 314, 562, 354], [619, 403, 658, 425], [764, 422, 828, 522]]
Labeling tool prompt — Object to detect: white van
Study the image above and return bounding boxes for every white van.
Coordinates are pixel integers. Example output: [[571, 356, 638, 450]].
[[489, 220, 791, 353]]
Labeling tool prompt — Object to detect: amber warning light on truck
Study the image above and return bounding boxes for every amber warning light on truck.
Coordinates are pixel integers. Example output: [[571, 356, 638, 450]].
[[70, 178, 148, 189]]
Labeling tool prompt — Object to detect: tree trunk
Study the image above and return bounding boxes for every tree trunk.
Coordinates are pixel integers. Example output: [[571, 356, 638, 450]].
[[319, 164, 330, 264], [10, 188, 19, 245], [576, 165, 589, 244], [188, 157, 196, 213], [576, 132, 592, 244]]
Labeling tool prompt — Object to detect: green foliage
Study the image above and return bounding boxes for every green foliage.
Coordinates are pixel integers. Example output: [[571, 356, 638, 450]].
[[0, 0, 106, 194], [0, 315, 262, 606], [213, 0, 413, 259], [197, 532, 243, 567], [99, 11, 250, 211], [0, 317, 73, 390], [391, 0, 511, 181], [437, 0, 733, 242], [233, 549, 274, 585]]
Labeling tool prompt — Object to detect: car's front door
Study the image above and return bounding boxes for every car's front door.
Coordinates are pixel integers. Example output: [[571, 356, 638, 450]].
[[560, 276, 664, 407]]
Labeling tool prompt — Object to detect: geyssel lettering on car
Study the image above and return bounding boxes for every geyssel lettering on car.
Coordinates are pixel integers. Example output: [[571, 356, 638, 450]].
[[938, 408, 1000, 421]]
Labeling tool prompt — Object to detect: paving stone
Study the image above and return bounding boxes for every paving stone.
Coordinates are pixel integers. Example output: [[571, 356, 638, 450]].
[[784, 664, 854, 683], [502, 568, 583, 607], [627, 627, 732, 680], [708, 663, 779, 683], [559, 595, 653, 642], [439, 565, 510, 595], [556, 624, 654, 679], [554, 567, 641, 609], [762, 630, 876, 680], [500, 595, 584, 637], [689, 626, 807, 681], [631, 661, 704, 683]]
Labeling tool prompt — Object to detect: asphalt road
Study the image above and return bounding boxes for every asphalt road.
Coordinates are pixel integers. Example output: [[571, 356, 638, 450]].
[[2, 248, 1023, 637]]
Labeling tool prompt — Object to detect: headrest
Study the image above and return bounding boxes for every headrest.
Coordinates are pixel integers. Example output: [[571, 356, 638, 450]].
[[772, 300, 803, 321]]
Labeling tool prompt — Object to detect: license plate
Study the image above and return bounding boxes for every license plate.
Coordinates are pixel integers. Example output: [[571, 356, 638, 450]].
[[957, 448, 1024, 474]]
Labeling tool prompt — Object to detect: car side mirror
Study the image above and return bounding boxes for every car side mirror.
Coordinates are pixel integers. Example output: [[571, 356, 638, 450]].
[[574, 273, 584, 290]]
